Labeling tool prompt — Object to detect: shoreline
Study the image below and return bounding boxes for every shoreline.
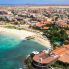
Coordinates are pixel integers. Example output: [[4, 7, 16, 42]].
[[0, 27, 35, 40], [31, 32, 52, 49], [0, 27, 51, 49]]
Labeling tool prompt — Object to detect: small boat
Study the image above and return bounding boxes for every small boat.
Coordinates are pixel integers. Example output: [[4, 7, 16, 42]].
[[26, 36, 34, 40]]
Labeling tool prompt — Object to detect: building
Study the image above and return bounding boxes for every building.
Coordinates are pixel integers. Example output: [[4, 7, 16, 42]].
[[32, 51, 59, 69], [32, 45, 69, 69], [52, 45, 69, 63]]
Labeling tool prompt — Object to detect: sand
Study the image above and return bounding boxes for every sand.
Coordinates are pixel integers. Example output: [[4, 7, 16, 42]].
[[0, 27, 35, 40], [0, 27, 51, 49]]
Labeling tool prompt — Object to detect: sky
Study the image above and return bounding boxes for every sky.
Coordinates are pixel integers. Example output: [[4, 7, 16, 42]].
[[0, 0, 69, 5]]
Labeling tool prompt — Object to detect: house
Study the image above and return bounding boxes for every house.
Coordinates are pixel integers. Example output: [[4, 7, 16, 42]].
[[52, 45, 69, 63], [32, 51, 59, 69], [32, 45, 69, 69]]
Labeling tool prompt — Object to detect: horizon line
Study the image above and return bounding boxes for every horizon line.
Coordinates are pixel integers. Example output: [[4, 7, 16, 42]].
[[0, 4, 69, 6]]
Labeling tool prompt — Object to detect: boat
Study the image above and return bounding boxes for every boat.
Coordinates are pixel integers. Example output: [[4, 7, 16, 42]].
[[26, 36, 34, 40]]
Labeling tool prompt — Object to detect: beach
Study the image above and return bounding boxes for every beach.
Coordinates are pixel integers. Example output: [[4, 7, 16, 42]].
[[0, 27, 35, 39], [0, 27, 51, 49], [34, 34, 51, 49]]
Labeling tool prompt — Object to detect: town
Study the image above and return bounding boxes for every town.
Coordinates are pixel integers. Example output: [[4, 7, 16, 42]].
[[0, 5, 69, 69]]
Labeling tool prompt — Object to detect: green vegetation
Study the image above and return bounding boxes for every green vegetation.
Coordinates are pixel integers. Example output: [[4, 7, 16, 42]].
[[51, 61, 69, 69], [4, 24, 24, 30], [43, 12, 51, 17], [31, 24, 69, 68], [32, 26, 42, 30], [24, 54, 35, 69], [64, 40, 69, 45], [32, 24, 68, 48], [64, 27, 69, 30], [44, 25, 68, 48]]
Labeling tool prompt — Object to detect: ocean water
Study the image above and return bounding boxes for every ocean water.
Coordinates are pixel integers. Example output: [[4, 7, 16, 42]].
[[0, 33, 47, 69]]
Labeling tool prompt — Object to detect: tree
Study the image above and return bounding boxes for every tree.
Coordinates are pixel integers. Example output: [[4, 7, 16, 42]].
[[43, 25, 68, 47]]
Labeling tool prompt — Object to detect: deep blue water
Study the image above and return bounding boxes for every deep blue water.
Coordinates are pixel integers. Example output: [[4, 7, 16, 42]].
[[0, 33, 47, 69]]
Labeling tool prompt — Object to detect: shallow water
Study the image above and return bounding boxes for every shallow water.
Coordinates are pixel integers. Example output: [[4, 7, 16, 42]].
[[0, 33, 47, 69]]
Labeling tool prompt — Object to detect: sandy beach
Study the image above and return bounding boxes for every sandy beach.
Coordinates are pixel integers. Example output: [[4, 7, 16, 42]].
[[34, 34, 51, 49], [0, 27, 35, 39], [0, 27, 51, 49]]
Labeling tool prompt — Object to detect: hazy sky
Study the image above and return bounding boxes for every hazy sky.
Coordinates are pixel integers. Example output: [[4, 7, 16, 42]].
[[0, 0, 68, 5]]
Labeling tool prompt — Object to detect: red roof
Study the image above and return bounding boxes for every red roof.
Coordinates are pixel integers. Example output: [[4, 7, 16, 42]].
[[35, 22, 45, 27], [33, 45, 69, 64], [42, 27, 49, 30], [33, 52, 59, 64], [52, 45, 69, 63]]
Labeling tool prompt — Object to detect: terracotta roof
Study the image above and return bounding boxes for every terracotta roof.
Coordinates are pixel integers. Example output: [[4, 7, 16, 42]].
[[35, 23, 45, 27], [33, 52, 59, 64], [56, 20, 69, 27], [58, 52, 69, 63], [33, 45, 69, 64], [64, 45, 69, 48], [52, 47, 66, 55], [52, 45, 69, 63], [42, 27, 49, 30]]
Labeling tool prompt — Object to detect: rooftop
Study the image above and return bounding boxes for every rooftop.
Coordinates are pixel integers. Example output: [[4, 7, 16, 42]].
[[52, 45, 69, 63], [33, 45, 69, 64], [33, 51, 59, 64]]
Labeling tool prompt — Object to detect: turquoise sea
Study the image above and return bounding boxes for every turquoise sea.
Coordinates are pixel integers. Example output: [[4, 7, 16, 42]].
[[0, 33, 47, 69]]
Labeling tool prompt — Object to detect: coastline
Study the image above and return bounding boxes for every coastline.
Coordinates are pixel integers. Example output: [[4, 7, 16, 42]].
[[32, 33, 52, 49], [0, 27, 51, 49], [0, 27, 35, 40]]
